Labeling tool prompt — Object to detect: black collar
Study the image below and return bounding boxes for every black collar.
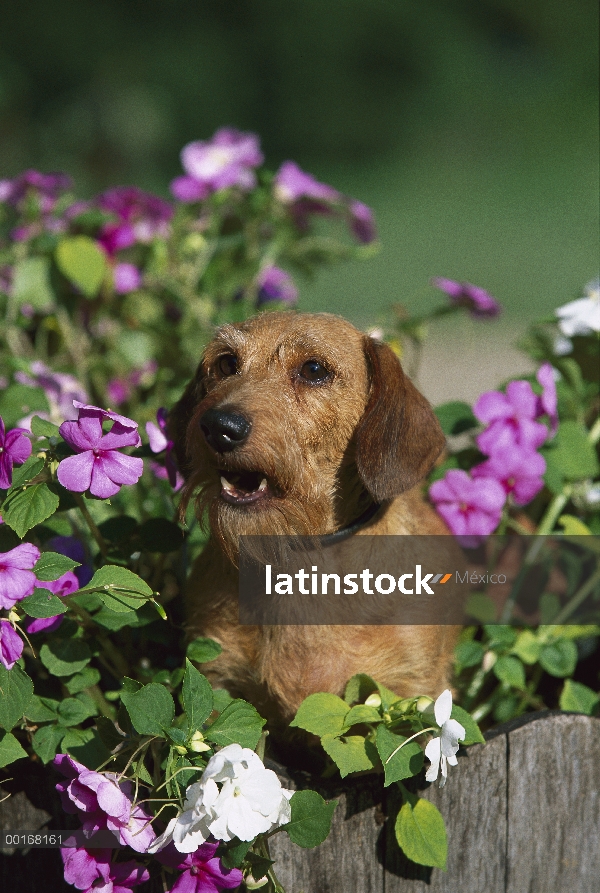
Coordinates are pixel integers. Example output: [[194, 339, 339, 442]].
[[318, 501, 382, 546]]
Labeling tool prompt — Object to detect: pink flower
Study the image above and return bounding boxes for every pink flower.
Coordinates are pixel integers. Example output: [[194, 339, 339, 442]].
[[158, 842, 243, 893], [472, 447, 546, 506], [431, 278, 502, 319], [256, 266, 298, 307], [474, 380, 549, 456], [429, 469, 506, 542], [57, 403, 143, 499], [0, 620, 24, 670], [54, 754, 156, 852], [0, 543, 41, 609], [348, 199, 377, 244], [274, 161, 339, 204], [171, 129, 263, 200], [61, 847, 149, 893], [14, 362, 89, 427], [536, 362, 558, 435], [113, 263, 142, 294], [0, 170, 72, 213], [0, 414, 32, 489], [25, 570, 80, 635], [146, 408, 183, 490]]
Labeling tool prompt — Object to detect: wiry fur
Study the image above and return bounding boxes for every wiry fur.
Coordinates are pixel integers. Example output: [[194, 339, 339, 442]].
[[170, 311, 460, 722]]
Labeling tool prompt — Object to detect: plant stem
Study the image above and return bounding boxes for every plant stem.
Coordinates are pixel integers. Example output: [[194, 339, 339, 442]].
[[552, 564, 600, 624], [72, 494, 109, 557]]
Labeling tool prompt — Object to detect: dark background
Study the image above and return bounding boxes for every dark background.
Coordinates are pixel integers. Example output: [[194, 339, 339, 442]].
[[1, 0, 598, 328]]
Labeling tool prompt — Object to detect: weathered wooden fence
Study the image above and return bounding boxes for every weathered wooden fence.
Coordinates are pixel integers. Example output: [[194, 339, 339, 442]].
[[1, 711, 598, 892]]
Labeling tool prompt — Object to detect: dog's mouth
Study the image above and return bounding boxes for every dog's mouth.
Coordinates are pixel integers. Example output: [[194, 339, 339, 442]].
[[219, 470, 271, 505]]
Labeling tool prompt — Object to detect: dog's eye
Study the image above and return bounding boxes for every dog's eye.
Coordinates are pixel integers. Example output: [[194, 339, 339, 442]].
[[299, 359, 331, 383], [216, 354, 238, 377]]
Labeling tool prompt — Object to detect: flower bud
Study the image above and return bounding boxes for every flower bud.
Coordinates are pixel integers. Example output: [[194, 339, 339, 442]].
[[189, 730, 211, 753], [482, 650, 497, 672], [244, 872, 269, 889], [7, 609, 20, 624], [416, 696, 434, 714], [173, 745, 187, 755], [365, 692, 381, 708]]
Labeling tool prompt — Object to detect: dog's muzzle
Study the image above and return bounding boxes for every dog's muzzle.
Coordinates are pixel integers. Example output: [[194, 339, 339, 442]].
[[199, 407, 252, 453]]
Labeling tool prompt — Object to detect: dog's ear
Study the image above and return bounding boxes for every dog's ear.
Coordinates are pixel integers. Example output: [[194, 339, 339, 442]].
[[355, 337, 445, 500], [167, 364, 206, 480]]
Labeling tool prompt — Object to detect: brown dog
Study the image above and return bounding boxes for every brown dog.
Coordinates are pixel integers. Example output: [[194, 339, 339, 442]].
[[170, 312, 460, 721]]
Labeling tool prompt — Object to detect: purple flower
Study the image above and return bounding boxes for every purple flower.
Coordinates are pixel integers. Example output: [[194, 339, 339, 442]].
[[146, 408, 183, 490], [106, 379, 132, 407], [61, 847, 149, 893], [113, 263, 142, 294], [0, 415, 32, 489], [348, 200, 377, 244], [256, 266, 298, 307], [54, 755, 156, 852], [431, 279, 502, 319], [429, 469, 506, 542], [97, 186, 173, 256], [171, 129, 263, 200], [274, 161, 339, 204], [0, 170, 72, 213], [536, 362, 558, 435], [472, 447, 546, 506], [158, 842, 243, 893], [57, 403, 143, 499], [14, 361, 89, 428], [474, 380, 549, 456], [0, 620, 24, 670], [0, 543, 41, 609], [25, 570, 79, 635]]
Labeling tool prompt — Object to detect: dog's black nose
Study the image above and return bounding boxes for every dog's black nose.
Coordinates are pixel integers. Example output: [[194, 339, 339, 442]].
[[199, 408, 251, 453]]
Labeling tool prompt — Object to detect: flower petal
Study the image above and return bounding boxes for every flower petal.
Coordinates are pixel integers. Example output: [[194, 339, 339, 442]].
[[57, 451, 95, 493]]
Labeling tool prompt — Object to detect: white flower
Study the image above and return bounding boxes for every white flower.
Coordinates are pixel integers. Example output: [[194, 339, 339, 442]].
[[424, 690, 466, 787], [555, 279, 600, 337], [149, 743, 294, 853]]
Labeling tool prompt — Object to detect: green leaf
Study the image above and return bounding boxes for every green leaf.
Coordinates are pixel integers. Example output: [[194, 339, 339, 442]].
[[290, 692, 349, 737], [511, 630, 542, 665], [12, 256, 54, 310], [454, 640, 485, 669], [283, 790, 337, 848], [434, 401, 478, 436], [211, 688, 234, 713], [138, 518, 184, 553], [30, 416, 60, 438], [57, 697, 95, 728], [0, 383, 49, 429], [96, 716, 125, 750], [341, 704, 382, 731], [121, 683, 175, 736], [0, 730, 28, 768], [55, 235, 106, 298], [86, 565, 153, 612], [543, 421, 599, 490], [0, 664, 34, 731], [395, 796, 447, 870], [493, 655, 526, 690], [182, 660, 213, 734], [24, 695, 59, 723], [33, 551, 80, 581], [321, 733, 375, 778], [9, 456, 45, 489], [186, 637, 223, 663], [558, 514, 592, 536], [31, 723, 65, 764], [344, 673, 379, 705], [65, 667, 101, 695], [20, 587, 68, 618], [220, 840, 251, 869], [483, 625, 517, 650], [62, 726, 110, 769], [205, 699, 266, 749], [450, 704, 484, 745], [559, 680, 599, 715], [539, 638, 578, 677], [39, 639, 92, 677], [375, 725, 424, 785], [2, 483, 60, 538]]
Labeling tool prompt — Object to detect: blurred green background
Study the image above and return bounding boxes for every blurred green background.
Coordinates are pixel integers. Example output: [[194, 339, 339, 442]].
[[1, 0, 598, 334]]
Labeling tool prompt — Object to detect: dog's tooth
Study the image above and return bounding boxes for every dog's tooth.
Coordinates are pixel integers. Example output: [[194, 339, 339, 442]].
[[220, 476, 235, 492], [258, 478, 268, 492]]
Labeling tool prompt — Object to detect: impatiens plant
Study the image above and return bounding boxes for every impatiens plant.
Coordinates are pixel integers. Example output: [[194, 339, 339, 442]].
[[0, 127, 598, 890]]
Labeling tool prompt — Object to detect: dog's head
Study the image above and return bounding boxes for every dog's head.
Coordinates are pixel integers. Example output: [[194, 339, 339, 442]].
[[170, 312, 444, 558]]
